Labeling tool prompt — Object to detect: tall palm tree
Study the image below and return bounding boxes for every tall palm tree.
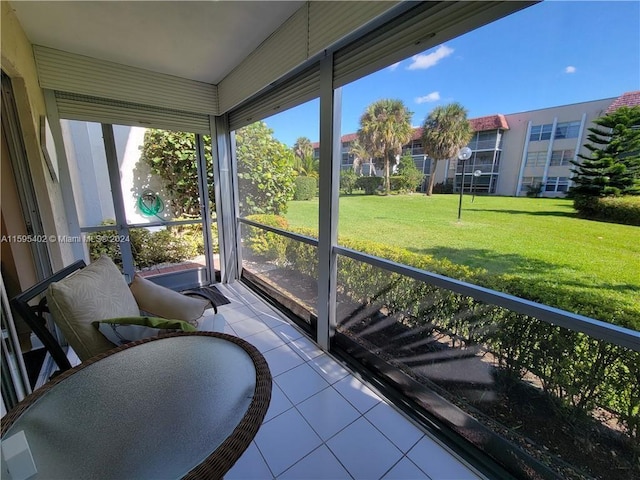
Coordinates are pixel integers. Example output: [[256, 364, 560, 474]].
[[357, 99, 413, 194], [421, 103, 474, 196], [292, 136, 314, 174], [349, 140, 370, 175]]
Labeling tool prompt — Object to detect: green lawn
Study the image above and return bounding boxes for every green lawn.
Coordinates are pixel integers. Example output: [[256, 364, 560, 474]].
[[285, 194, 640, 327]]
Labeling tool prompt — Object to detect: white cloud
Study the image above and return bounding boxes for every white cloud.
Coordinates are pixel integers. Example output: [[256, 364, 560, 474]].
[[388, 62, 401, 71], [415, 92, 441, 104], [565, 65, 577, 74], [407, 45, 454, 70]]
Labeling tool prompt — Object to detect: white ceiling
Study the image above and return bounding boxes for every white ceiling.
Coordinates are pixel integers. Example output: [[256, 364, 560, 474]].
[[10, 1, 305, 85]]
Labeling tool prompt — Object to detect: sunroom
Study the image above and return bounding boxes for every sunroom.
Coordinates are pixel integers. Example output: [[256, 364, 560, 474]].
[[2, 1, 639, 479]]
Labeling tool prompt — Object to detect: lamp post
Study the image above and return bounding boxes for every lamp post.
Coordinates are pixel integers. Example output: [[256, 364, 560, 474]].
[[471, 169, 482, 203], [457, 147, 472, 221]]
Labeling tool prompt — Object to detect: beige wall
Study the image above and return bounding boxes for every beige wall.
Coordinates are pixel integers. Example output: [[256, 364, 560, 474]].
[[499, 98, 614, 196], [1, 0, 74, 273]]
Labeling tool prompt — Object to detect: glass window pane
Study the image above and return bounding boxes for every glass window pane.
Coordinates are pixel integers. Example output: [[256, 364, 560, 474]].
[[240, 223, 317, 324], [235, 99, 319, 232], [336, 255, 639, 479]]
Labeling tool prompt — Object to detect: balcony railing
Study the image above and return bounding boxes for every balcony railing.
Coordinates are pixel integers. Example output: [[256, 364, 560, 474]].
[[238, 220, 640, 479]]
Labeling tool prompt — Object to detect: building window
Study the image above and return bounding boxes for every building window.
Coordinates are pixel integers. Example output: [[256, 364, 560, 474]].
[[529, 123, 553, 141], [520, 176, 543, 191], [550, 149, 575, 166], [545, 176, 570, 192], [554, 121, 581, 139], [467, 131, 498, 150], [526, 151, 547, 167]]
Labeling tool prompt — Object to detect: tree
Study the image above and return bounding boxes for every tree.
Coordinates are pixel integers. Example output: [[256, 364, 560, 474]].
[[570, 106, 640, 199], [293, 136, 314, 164], [236, 122, 296, 216], [349, 140, 370, 175], [421, 102, 474, 196], [140, 130, 214, 218], [358, 99, 413, 194], [292, 136, 319, 177], [395, 154, 425, 193]]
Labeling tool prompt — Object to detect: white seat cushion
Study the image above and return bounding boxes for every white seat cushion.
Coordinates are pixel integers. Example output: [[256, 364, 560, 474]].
[[129, 274, 210, 324], [47, 255, 140, 361]]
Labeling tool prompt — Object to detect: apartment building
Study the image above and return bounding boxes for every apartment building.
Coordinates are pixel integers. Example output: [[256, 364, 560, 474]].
[[322, 91, 638, 197]]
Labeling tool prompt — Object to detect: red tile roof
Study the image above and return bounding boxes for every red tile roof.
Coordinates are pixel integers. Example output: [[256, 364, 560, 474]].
[[310, 114, 509, 147], [605, 91, 640, 114], [469, 114, 509, 131], [341, 133, 358, 143]]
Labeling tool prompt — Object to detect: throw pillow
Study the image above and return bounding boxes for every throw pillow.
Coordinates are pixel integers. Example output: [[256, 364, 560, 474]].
[[47, 255, 141, 361], [93, 316, 196, 347], [129, 274, 209, 324]]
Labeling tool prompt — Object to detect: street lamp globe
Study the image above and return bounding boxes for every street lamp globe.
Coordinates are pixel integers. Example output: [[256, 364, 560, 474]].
[[458, 147, 472, 161]]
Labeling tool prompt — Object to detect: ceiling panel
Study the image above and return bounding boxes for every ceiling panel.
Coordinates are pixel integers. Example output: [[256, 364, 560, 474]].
[[10, 1, 304, 84]]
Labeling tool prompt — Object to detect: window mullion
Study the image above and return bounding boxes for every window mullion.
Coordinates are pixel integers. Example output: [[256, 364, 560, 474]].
[[317, 54, 341, 351]]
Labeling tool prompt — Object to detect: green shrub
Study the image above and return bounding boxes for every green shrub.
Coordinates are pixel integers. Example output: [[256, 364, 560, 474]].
[[433, 181, 453, 194], [575, 195, 640, 226], [390, 174, 424, 193], [130, 226, 202, 268], [235, 122, 296, 215], [389, 176, 403, 192], [572, 194, 599, 216], [356, 176, 382, 195], [526, 182, 544, 198], [140, 130, 214, 218], [392, 155, 424, 193], [88, 221, 207, 269], [293, 176, 317, 200], [340, 170, 358, 195], [243, 214, 289, 262]]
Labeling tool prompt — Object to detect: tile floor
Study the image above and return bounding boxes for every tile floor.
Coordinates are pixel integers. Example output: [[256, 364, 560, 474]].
[[212, 282, 484, 480]]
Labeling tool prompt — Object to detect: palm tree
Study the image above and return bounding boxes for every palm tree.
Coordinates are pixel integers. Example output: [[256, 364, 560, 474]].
[[349, 140, 370, 175], [357, 99, 413, 194], [292, 136, 314, 174], [300, 155, 320, 178], [421, 103, 474, 196]]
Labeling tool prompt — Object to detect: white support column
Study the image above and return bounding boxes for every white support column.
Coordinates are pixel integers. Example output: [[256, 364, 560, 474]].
[[211, 115, 239, 283], [541, 117, 558, 191], [101, 124, 135, 281], [516, 121, 533, 196], [42, 90, 84, 261], [317, 53, 341, 351], [569, 113, 588, 187], [195, 134, 214, 284]]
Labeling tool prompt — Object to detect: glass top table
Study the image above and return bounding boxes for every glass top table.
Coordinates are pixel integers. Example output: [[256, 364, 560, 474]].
[[1, 332, 272, 479]]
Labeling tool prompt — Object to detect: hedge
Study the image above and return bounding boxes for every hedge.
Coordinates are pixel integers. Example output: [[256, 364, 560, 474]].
[[88, 222, 210, 269], [294, 176, 317, 201], [242, 214, 289, 261], [574, 195, 640, 226], [356, 176, 382, 194], [241, 215, 640, 442], [340, 170, 358, 195]]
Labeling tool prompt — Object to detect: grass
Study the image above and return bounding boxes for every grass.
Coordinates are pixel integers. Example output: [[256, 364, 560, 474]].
[[285, 193, 640, 327]]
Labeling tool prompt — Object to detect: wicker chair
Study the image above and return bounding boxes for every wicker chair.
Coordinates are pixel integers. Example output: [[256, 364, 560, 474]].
[[10, 260, 87, 373]]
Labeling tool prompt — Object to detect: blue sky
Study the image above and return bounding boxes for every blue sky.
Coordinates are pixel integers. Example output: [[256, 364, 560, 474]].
[[264, 1, 640, 147]]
